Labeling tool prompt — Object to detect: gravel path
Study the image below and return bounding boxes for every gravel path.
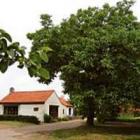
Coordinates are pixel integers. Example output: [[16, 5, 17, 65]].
[[0, 129, 21, 140], [0, 119, 85, 140]]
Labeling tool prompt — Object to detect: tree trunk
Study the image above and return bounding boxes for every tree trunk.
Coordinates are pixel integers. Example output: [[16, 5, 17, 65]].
[[84, 96, 95, 126], [87, 113, 94, 126]]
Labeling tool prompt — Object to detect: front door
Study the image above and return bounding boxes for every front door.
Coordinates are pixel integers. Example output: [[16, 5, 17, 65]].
[[49, 105, 58, 118]]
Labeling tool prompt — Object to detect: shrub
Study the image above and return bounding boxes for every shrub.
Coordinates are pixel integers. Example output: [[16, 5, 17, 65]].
[[44, 114, 52, 123], [134, 111, 140, 117], [118, 113, 134, 120], [55, 117, 72, 122], [57, 117, 62, 121], [0, 115, 40, 124], [61, 117, 69, 121]]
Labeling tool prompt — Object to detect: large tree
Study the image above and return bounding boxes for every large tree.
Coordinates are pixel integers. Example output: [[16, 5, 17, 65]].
[[0, 29, 25, 72], [27, 0, 140, 125]]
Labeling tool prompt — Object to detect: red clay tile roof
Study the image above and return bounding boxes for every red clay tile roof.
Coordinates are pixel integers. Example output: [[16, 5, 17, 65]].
[[0, 90, 54, 104], [59, 97, 73, 107]]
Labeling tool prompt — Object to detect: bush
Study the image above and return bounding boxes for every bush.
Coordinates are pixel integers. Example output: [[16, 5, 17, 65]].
[[0, 115, 40, 124], [61, 117, 70, 121], [118, 113, 134, 120], [55, 116, 72, 122], [57, 117, 62, 121], [134, 111, 140, 117], [44, 114, 52, 123]]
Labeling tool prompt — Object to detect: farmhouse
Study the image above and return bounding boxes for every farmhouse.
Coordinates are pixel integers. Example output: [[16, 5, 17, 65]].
[[0, 88, 73, 122]]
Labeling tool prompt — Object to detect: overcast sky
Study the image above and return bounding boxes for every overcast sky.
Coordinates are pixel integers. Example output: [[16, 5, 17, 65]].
[[0, 0, 139, 99]]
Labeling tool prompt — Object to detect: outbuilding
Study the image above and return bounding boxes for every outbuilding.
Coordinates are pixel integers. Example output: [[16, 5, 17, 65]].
[[0, 89, 73, 122]]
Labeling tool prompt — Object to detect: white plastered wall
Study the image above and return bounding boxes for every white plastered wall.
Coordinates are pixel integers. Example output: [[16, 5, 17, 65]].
[[0, 105, 3, 115], [44, 92, 68, 118], [18, 104, 44, 122]]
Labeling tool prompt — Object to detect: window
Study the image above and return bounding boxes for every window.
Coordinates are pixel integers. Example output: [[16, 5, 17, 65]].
[[63, 109, 65, 114], [4, 105, 18, 115], [33, 107, 39, 111], [69, 108, 71, 116]]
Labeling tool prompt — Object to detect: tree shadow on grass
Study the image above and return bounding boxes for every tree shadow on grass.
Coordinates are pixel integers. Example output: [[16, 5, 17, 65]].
[[50, 121, 140, 139], [95, 122, 140, 135]]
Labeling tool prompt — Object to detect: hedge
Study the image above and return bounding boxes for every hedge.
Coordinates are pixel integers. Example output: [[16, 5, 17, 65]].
[[134, 111, 140, 117], [44, 114, 52, 123], [0, 115, 40, 124]]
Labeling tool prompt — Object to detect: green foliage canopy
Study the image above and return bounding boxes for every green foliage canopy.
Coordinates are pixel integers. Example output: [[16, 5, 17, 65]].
[[27, 14, 63, 81], [28, 0, 140, 125]]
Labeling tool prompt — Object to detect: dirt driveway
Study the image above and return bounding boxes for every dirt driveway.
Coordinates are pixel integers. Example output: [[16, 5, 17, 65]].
[[0, 119, 85, 140]]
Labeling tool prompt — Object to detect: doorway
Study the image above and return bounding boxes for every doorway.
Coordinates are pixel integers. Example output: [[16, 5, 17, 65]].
[[49, 105, 59, 118]]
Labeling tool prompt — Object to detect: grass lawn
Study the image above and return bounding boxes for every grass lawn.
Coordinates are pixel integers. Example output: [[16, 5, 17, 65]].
[[117, 113, 140, 123], [27, 121, 140, 140], [0, 121, 34, 128], [47, 125, 140, 140]]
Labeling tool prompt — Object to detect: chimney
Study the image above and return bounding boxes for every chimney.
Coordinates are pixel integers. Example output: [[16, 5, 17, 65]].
[[9, 87, 15, 93]]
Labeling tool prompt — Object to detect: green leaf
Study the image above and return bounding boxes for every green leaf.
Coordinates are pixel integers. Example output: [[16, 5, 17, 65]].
[[17, 64, 24, 68], [28, 66, 38, 77], [0, 60, 9, 73], [42, 46, 52, 52], [9, 42, 20, 50], [0, 38, 7, 50], [7, 49, 15, 58], [38, 68, 50, 80], [30, 53, 41, 65], [39, 51, 48, 62], [0, 29, 12, 42]]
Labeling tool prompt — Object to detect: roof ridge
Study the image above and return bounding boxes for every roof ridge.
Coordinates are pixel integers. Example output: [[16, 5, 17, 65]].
[[59, 97, 72, 107], [12, 90, 55, 93], [0, 90, 54, 103]]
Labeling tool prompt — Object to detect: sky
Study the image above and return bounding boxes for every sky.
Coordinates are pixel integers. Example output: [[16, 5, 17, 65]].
[[0, 0, 140, 99]]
